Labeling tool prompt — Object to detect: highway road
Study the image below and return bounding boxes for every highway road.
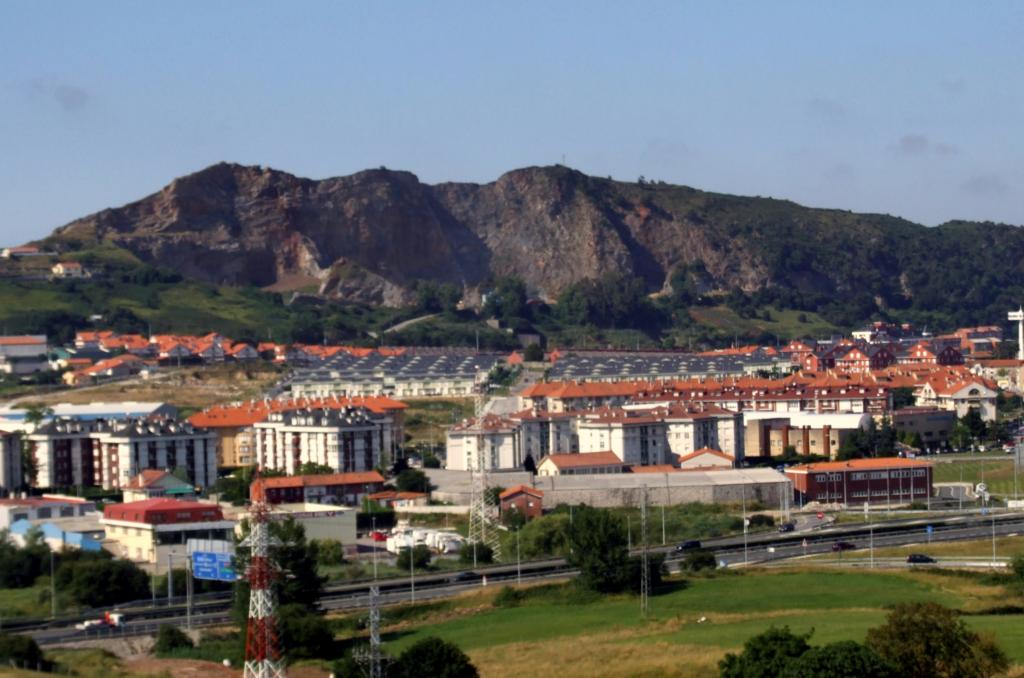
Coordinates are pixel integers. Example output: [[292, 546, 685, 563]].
[[21, 511, 1024, 647]]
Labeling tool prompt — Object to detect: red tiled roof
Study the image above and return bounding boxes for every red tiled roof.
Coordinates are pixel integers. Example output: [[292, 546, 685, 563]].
[[103, 498, 224, 523], [499, 484, 544, 499], [0, 336, 46, 346], [189, 396, 407, 428], [255, 471, 385, 490], [368, 490, 428, 501], [539, 451, 623, 469], [676, 448, 734, 463], [627, 464, 680, 474], [786, 457, 931, 473]]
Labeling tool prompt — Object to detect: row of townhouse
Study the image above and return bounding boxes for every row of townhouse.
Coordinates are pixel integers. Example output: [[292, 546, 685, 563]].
[[74, 331, 260, 363], [787, 339, 964, 374], [519, 376, 892, 416], [445, 404, 745, 472], [188, 395, 407, 470], [24, 417, 218, 490]]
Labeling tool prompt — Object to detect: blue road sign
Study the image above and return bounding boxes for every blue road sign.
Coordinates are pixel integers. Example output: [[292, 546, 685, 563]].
[[193, 551, 235, 582], [926, 525, 933, 535]]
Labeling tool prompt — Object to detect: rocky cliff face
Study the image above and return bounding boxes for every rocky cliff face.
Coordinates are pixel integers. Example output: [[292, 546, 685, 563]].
[[48, 162, 1024, 309]]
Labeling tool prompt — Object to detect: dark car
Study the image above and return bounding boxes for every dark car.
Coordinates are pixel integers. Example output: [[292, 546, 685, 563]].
[[831, 541, 856, 552], [777, 522, 796, 533], [449, 571, 478, 583], [675, 540, 703, 552], [906, 554, 936, 564]]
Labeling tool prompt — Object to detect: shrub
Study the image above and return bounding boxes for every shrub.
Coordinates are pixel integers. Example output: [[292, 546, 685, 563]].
[[0, 631, 48, 670], [682, 549, 718, 573], [396, 544, 432, 571], [747, 514, 775, 528], [153, 625, 194, 654], [459, 542, 493, 565], [493, 586, 526, 608], [391, 636, 478, 678], [316, 539, 345, 567]]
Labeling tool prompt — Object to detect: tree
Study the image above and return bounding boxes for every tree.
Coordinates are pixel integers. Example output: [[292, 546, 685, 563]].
[[719, 626, 811, 678], [277, 603, 336, 660], [297, 462, 334, 476], [681, 549, 718, 573], [892, 387, 916, 410], [61, 558, 150, 608], [19, 403, 52, 488], [483, 277, 528, 323], [783, 641, 895, 678], [459, 542, 493, 564], [0, 527, 50, 588], [0, 631, 48, 670], [523, 453, 537, 474], [565, 506, 630, 593], [395, 469, 431, 494], [1010, 552, 1024, 582], [316, 539, 345, 567], [865, 602, 1009, 678], [153, 624, 194, 654], [391, 636, 478, 678], [396, 544, 432, 570], [523, 343, 544, 361], [233, 517, 326, 620], [961, 408, 987, 440]]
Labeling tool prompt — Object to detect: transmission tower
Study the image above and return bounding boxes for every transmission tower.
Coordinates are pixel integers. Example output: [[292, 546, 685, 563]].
[[467, 389, 502, 562], [640, 485, 650, 618], [244, 482, 286, 678], [355, 585, 383, 678]]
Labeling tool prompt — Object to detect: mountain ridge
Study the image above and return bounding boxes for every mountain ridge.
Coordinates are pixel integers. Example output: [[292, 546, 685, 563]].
[[43, 162, 1024, 325]]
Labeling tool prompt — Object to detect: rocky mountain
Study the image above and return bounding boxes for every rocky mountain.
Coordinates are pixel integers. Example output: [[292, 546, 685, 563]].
[[46, 163, 1024, 322]]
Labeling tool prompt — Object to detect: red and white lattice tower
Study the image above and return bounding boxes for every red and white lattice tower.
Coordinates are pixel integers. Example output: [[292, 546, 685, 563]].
[[244, 482, 286, 678]]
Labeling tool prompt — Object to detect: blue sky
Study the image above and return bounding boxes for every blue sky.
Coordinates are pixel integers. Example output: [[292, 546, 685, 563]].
[[2, 2, 1022, 243]]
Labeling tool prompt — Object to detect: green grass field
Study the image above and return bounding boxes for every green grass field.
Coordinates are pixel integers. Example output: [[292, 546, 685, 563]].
[[932, 458, 1024, 498], [689, 305, 837, 341], [343, 567, 1024, 677]]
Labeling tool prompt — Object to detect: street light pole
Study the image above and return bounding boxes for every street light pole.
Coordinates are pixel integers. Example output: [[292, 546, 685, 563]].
[[992, 513, 997, 566], [408, 537, 416, 604], [50, 551, 56, 619], [516, 528, 521, 586]]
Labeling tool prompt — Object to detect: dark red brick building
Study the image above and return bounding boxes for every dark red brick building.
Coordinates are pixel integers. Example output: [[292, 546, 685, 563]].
[[499, 485, 544, 521], [785, 457, 932, 506]]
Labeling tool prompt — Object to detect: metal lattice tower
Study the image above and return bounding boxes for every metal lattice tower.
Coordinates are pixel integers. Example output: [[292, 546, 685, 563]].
[[640, 485, 650, 618], [355, 585, 383, 678], [244, 484, 286, 678], [468, 390, 502, 562]]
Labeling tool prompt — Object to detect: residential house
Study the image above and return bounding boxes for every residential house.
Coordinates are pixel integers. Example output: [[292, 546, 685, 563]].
[[916, 377, 998, 421], [536, 451, 626, 476], [676, 447, 735, 470], [0, 429, 22, 493], [51, 261, 87, 279], [0, 335, 49, 375], [367, 489, 429, 509], [253, 407, 385, 475], [101, 498, 234, 564], [122, 469, 197, 502], [499, 485, 544, 520], [445, 414, 521, 471], [27, 417, 217, 490], [253, 471, 386, 506]]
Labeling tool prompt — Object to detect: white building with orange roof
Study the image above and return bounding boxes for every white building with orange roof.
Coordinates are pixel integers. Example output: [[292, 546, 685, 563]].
[[916, 376, 998, 421], [0, 335, 49, 375], [536, 451, 626, 476], [252, 406, 384, 474], [577, 410, 669, 466], [189, 395, 406, 468], [445, 414, 521, 471]]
